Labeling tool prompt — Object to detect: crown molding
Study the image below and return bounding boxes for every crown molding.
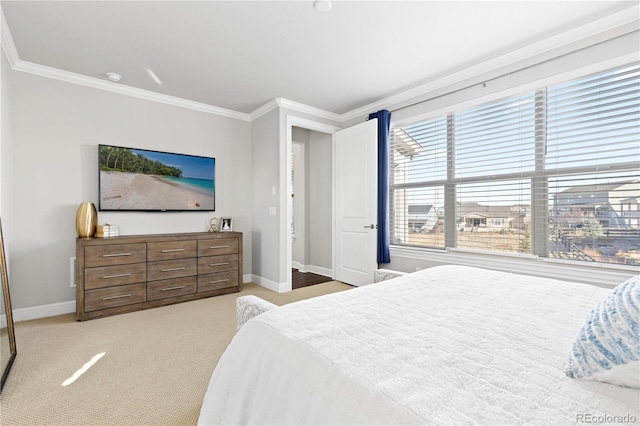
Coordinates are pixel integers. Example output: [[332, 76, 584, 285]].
[[1, 8, 19, 67], [1, 6, 252, 122], [12, 60, 252, 121], [276, 98, 342, 123], [248, 98, 280, 121], [341, 4, 640, 123], [249, 98, 342, 124]]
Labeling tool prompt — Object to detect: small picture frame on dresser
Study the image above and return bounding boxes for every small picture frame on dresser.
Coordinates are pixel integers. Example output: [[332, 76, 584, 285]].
[[220, 217, 233, 232]]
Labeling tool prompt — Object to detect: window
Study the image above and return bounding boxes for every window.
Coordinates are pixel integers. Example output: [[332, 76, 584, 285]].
[[389, 63, 640, 266], [389, 117, 447, 248]]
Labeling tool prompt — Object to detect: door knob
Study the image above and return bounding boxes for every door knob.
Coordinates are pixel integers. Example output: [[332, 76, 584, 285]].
[[363, 224, 376, 229]]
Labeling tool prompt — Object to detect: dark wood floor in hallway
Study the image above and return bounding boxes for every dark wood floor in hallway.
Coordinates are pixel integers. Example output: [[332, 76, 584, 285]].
[[292, 269, 333, 289]]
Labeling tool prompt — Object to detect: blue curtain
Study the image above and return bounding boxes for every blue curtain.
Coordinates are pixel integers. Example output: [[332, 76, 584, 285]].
[[368, 110, 391, 264]]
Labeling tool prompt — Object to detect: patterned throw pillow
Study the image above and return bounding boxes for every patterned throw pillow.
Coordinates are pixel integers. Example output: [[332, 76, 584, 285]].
[[235, 295, 277, 331], [565, 275, 640, 388]]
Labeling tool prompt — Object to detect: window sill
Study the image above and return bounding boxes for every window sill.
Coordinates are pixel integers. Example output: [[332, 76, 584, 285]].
[[389, 245, 637, 289]]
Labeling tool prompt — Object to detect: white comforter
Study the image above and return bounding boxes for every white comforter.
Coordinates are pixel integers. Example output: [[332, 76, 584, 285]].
[[198, 265, 640, 425]]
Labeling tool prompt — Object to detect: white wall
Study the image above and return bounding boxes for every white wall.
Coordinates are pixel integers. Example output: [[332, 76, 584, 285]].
[[291, 140, 306, 267], [307, 129, 332, 272], [1, 47, 14, 315], [1, 49, 13, 230], [8, 71, 252, 311], [250, 109, 281, 288]]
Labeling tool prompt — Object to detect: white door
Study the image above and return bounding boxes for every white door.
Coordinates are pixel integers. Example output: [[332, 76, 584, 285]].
[[334, 119, 378, 286]]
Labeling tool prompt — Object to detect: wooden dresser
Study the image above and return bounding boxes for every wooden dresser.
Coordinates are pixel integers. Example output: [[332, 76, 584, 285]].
[[75, 232, 242, 321]]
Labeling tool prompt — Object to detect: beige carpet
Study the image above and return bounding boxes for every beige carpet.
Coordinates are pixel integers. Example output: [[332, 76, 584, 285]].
[[0, 281, 352, 426]]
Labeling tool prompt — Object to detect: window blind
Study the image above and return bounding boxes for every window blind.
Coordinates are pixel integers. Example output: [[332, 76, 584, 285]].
[[389, 116, 447, 248], [545, 63, 640, 263], [546, 64, 639, 171], [455, 94, 536, 180], [388, 62, 640, 266], [454, 93, 536, 253]]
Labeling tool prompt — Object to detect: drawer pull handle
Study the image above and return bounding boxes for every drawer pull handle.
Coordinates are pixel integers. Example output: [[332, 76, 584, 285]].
[[161, 248, 186, 253], [161, 267, 186, 272], [102, 252, 132, 258], [102, 294, 132, 301], [209, 262, 230, 267], [161, 285, 186, 291], [102, 273, 132, 279], [209, 245, 230, 249], [209, 278, 229, 284]]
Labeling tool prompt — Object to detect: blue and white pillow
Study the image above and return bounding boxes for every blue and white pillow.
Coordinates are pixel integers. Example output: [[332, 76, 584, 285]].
[[565, 275, 640, 388]]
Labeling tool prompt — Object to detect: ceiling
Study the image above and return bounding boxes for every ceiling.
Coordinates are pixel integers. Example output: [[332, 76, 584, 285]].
[[1, 1, 638, 117]]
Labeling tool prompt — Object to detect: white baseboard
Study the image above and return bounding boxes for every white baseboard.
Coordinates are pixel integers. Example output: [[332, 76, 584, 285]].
[[292, 261, 307, 272], [10, 300, 75, 323], [251, 274, 288, 293], [308, 265, 333, 278], [292, 264, 333, 278], [3, 274, 273, 324]]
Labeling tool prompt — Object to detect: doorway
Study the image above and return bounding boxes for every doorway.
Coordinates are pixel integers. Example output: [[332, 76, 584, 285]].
[[283, 116, 340, 291], [290, 126, 334, 288]]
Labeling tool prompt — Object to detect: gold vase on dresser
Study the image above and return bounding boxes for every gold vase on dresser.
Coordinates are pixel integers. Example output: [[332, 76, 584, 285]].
[[75, 202, 97, 238]]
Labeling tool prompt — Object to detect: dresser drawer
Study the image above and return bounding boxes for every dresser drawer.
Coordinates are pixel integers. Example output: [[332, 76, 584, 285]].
[[147, 276, 197, 301], [84, 283, 146, 312], [147, 240, 197, 262], [197, 238, 238, 256], [85, 243, 146, 267], [198, 270, 239, 293], [84, 263, 146, 290], [147, 258, 197, 281], [198, 254, 238, 275]]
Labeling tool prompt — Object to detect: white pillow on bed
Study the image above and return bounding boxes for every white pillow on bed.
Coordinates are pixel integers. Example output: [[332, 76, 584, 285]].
[[565, 275, 640, 388]]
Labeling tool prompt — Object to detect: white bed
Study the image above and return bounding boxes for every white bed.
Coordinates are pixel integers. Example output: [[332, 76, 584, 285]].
[[198, 265, 639, 425]]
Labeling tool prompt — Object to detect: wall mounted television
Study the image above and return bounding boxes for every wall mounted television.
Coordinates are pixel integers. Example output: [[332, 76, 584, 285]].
[[99, 144, 215, 212]]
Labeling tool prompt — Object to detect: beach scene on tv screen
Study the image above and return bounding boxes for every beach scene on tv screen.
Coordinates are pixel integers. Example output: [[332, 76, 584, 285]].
[[99, 146, 215, 211]]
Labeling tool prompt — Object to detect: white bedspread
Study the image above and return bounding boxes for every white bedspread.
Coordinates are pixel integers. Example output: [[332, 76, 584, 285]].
[[198, 265, 640, 425]]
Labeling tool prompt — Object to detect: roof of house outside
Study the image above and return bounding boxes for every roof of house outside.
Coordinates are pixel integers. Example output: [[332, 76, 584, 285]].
[[408, 205, 434, 214], [456, 203, 521, 219], [558, 180, 638, 195]]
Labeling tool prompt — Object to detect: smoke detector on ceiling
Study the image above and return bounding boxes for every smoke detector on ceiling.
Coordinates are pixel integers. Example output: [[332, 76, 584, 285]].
[[313, 0, 332, 12], [106, 72, 122, 82]]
